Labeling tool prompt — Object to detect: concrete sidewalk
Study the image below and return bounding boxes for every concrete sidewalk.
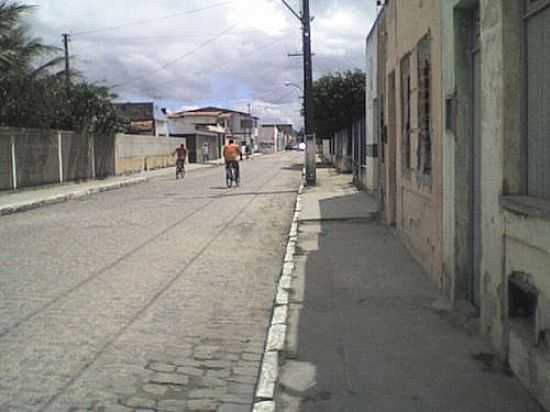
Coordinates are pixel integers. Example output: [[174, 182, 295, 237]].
[[0, 161, 220, 217], [276, 168, 542, 411]]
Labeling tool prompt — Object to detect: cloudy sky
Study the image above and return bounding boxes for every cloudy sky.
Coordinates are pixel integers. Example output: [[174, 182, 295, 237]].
[[27, 0, 377, 127]]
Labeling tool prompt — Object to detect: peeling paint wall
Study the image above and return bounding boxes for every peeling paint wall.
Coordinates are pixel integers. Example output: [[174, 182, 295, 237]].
[[504, 210, 550, 409], [383, 0, 443, 283], [442, 0, 550, 408]]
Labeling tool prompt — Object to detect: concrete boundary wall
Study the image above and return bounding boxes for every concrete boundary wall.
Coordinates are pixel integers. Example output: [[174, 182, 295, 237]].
[[14, 129, 60, 188], [0, 127, 187, 191], [114, 134, 186, 175], [0, 133, 13, 190], [0, 127, 91, 190], [62, 131, 90, 182]]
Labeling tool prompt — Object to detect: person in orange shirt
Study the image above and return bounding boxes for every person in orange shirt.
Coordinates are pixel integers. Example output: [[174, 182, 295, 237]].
[[223, 139, 242, 186]]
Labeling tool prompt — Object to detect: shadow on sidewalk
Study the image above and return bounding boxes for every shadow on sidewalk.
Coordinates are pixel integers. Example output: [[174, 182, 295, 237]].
[[277, 191, 543, 412]]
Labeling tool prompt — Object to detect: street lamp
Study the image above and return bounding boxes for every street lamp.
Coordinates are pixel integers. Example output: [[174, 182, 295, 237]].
[[285, 81, 303, 99], [284, 81, 302, 90]]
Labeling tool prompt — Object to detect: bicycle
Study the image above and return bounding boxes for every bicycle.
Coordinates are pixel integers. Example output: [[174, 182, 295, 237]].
[[176, 159, 186, 180], [225, 161, 239, 188]]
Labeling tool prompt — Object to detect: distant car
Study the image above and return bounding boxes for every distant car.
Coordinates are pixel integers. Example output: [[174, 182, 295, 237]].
[[297, 142, 306, 151], [285, 143, 296, 150]]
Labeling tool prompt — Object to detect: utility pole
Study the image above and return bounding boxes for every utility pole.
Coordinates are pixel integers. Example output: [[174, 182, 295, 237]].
[[281, 0, 315, 184], [302, 0, 315, 185], [62, 33, 71, 91], [247, 103, 251, 145]]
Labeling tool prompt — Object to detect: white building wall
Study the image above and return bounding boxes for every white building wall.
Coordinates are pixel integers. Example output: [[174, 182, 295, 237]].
[[168, 115, 219, 135], [168, 118, 195, 135], [155, 120, 169, 137], [258, 126, 277, 154]]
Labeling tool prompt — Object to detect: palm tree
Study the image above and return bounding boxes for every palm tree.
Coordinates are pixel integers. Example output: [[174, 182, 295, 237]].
[[0, 1, 124, 132], [0, 1, 62, 77]]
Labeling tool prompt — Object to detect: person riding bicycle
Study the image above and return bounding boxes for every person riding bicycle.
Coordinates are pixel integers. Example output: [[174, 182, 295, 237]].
[[223, 139, 241, 185], [173, 144, 187, 178]]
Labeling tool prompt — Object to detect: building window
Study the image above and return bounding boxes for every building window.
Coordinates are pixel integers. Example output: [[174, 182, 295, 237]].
[[400, 54, 412, 174], [525, 0, 550, 199], [417, 34, 432, 178]]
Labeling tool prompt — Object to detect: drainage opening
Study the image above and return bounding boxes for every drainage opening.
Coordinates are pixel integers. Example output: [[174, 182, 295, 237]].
[[509, 275, 538, 341]]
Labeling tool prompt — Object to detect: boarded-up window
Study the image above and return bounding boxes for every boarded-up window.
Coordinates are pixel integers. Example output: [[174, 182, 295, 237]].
[[417, 34, 432, 177], [526, 0, 550, 199], [400, 54, 411, 174]]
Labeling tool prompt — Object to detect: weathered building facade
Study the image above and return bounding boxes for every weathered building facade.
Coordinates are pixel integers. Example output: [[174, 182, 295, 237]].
[[258, 124, 293, 154], [114, 102, 169, 137], [366, 0, 550, 408], [379, 0, 444, 283], [441, 0, 550, 407]]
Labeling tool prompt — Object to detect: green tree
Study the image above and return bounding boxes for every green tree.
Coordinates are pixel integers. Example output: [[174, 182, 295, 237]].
[[312, 69, 366, 139], [0, 0, 125, 134]]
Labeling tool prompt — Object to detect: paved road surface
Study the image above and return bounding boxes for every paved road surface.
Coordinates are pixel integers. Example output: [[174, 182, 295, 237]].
[[0, 152, 302, 412]]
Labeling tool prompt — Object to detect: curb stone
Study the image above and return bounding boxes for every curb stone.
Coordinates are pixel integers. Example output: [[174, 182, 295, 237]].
[[255, 351, 278, 399], [278, 276, 292, 291], [253, 177, 304, 412], [272, 305, 288, 325], [0, 176, 147, 216], [275, 287, 289, 306], [252, 401, 275, 412], [266, 324, 287, 352]]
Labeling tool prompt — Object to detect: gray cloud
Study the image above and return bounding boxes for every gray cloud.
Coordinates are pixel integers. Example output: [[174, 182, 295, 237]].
[[28, 0, 376, 126]]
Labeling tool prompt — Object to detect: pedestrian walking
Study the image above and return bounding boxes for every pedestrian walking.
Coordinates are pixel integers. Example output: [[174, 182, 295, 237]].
[[202, 142, 210, 163]]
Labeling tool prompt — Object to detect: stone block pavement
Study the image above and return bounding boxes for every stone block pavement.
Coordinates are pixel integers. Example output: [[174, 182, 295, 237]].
[[0, 152, 297, 412]]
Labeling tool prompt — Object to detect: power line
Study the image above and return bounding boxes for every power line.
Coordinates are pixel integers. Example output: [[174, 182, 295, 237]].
[[71, 1, 234, 37], [135, 35, 287, 95], [112, 24, 239, 90], [71, 30, 267, 43]]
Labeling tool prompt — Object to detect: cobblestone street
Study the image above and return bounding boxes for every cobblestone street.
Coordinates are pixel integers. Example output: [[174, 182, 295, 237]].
[[0, 153, 302, 412]]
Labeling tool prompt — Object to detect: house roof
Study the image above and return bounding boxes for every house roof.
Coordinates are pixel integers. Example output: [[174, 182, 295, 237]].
[[169, 111, 222, 119], [176, 106, 259, 119], [367, 2, 386, 42]]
